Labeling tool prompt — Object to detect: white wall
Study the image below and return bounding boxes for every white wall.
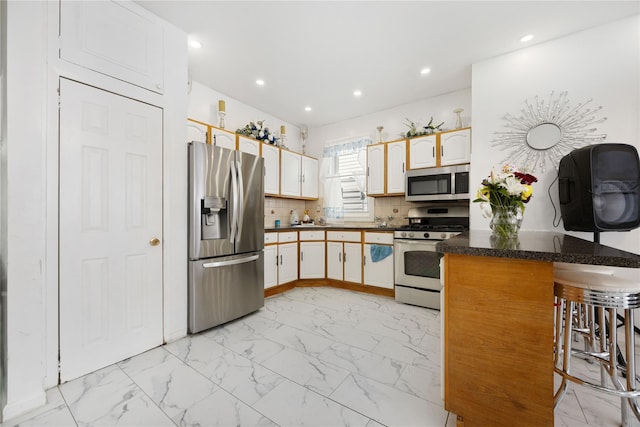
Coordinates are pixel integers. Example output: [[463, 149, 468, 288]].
[[471, 15, 640, 255], [4, 1, 48, 418], [307, 88, 471, 160], [189, 81, 302, 154], [3, 0, 188, 420]]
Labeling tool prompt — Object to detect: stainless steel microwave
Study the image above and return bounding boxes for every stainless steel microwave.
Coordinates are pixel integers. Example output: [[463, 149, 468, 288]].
[[405, 164, 470, 201]]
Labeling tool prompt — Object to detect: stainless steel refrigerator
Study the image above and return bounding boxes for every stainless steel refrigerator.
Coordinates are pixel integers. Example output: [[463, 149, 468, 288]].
[[188, 142, 264, 333]]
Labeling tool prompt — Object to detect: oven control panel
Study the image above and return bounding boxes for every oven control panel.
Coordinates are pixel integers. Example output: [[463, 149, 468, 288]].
[[393, 230, 461, 241]]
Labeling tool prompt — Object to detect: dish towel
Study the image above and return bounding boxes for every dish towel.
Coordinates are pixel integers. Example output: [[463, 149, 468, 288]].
[[370, 244, 393, 263]]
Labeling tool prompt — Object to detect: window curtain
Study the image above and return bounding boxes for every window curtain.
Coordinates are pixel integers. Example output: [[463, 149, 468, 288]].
[[321, 136, 372, 221]]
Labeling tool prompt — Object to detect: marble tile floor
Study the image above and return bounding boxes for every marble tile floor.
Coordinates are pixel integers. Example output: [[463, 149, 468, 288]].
[[1, 286, 638, 427]]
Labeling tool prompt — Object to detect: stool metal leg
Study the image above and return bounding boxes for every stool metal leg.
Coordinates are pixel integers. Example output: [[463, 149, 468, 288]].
[[554, 299, 573, 408], [554, 297, 562, 366], [598, 307, 608, 386], [623, 309, 640, 424]]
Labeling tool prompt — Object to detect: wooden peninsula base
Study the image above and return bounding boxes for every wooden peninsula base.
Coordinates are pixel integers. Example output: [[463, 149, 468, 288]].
[[443, 253, 554, 426], [438, 231, 640, 427]]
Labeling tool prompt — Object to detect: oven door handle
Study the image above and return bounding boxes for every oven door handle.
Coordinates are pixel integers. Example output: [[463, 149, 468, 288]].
[[395, 240, 440, 250]]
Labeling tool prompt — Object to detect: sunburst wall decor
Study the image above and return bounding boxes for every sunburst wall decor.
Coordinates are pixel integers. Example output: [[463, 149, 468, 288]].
[[492, 91, 607, 173]]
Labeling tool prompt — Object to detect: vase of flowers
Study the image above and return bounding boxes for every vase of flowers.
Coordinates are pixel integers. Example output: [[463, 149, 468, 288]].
[[474, 165, 538, 240]]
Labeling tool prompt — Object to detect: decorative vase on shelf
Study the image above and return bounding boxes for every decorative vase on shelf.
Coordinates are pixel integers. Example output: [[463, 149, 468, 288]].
[[489, 205, 523, 240], [376, 126, 384, 143]]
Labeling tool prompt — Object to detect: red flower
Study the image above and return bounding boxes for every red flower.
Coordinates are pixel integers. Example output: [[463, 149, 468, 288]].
[[514, 172, 538, 185]]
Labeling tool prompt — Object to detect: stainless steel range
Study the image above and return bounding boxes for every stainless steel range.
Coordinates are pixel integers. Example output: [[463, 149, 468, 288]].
[[394, 203, 469, 309]]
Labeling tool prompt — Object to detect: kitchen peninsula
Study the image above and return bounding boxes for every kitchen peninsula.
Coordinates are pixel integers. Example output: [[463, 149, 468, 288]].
[[437, 231, 640, 427]]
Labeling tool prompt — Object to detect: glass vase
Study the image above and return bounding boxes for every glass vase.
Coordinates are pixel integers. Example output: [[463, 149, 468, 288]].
[[490, 206, 523, 240]]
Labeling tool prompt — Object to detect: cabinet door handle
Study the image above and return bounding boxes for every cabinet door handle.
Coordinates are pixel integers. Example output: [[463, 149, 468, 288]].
[[339, 252, 342, 262], [280, 254, 283, 265], [432, 147, 435, 158], [441, 146, 444, 157], [343, 252, 347, 263], [367, 166, 370, 177], [402, 163, 405, 173], [363, 255, 366, 266], [301, 252, 304, 262]]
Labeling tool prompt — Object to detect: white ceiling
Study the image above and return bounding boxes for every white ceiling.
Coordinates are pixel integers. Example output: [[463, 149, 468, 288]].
[[136, 1, 639, 128]]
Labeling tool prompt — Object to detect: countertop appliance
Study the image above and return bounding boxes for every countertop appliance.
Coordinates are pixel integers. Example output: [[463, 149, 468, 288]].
[[405, 164, 470, 202], [290, 209, 300, 225], [394, 203, 469, 309], [188, 142, 264, 333]]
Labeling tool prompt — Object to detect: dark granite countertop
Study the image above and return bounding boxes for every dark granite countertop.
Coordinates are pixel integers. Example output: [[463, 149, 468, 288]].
[[436, 230, 640, 268]]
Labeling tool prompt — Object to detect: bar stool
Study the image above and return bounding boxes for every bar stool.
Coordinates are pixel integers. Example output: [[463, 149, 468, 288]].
[[554, 269, 640, 426]]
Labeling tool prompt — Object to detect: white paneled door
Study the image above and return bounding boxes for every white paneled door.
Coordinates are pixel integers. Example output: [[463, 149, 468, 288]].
[[59, 79, 163, 382]]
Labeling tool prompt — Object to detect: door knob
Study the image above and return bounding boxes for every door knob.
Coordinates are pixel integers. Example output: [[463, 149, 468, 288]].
[[149, 238, 160, 246]]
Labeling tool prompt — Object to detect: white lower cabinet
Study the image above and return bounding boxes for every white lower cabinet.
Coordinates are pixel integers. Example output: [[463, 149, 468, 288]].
[[363, 244, 394, 289], [278, 242, 298, 285], [343, 243, 362, 284], [326, 231, 362, 284], [299, 231, 325, 279], [264, 232, 298, 288], [264, 245, 278, 289], [327, 241, 343, 281], [300, 241, 325, 279], [266, 229, 393, 291], [363, 232, 394, 289]]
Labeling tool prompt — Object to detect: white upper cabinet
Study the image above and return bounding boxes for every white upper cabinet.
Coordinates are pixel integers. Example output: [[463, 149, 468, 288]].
[[408, 135, 437, 169], [211, 128, 236, 151], [238, 135, 260, 156], [280, 151, 318, 199], [187, 122, 207, 143], [280, 150, 301, 197], [386, 140, 406, 194], [366, 144, 385, 196], [301, 155, 319, 199], [60, 1, 164, 93], [440, 129, 471, 166], [262, 143, 280, 196]]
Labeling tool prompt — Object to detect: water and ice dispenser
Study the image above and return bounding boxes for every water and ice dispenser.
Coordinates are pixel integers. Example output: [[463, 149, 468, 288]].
[[201, 196, 228, 240]]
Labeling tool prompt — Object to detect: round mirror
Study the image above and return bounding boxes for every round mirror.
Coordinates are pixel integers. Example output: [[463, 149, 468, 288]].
[[526, 122, 562, 150]]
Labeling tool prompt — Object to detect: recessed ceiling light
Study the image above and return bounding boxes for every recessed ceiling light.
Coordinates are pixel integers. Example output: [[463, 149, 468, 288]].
[[304, 106, 312, 112], [188, 39, 202, 49], [256, 79, 265, 86], [420, 68, 431, 75], [520, 34, 534, 43], [353, 90, 362, 97]]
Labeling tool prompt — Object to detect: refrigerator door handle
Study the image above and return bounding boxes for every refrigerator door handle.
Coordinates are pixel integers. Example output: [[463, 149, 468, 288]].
[[202, 254, 260, 269], [235, 159, 245, 242], [230, 159, 239, 244]]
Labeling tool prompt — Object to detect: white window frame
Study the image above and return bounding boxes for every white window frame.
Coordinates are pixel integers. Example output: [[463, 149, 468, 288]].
[[323, 135, 374, 223]]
